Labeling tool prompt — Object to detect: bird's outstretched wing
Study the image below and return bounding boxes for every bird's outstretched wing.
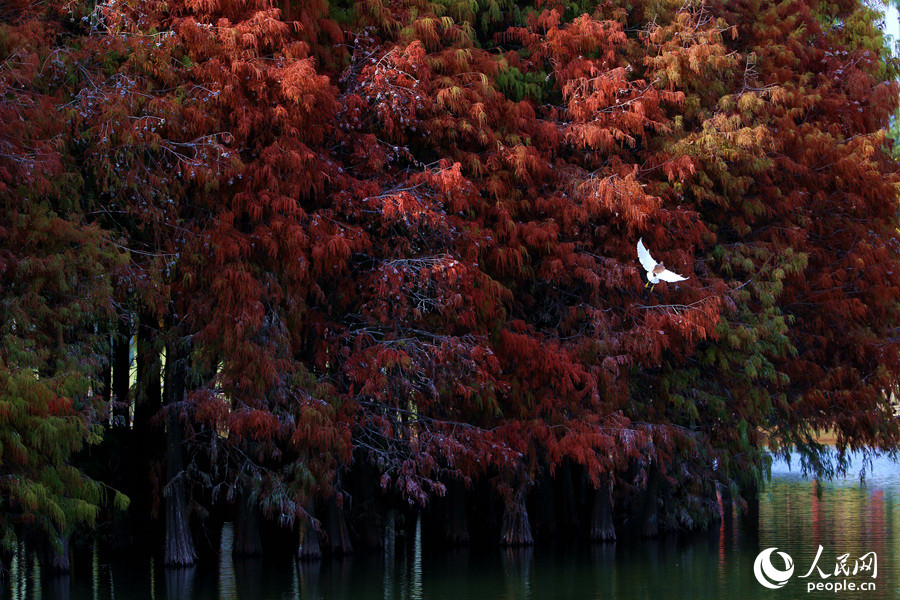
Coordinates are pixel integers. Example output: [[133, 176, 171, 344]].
[[636, 238, 657, 273], [656, 269, 688, 283]]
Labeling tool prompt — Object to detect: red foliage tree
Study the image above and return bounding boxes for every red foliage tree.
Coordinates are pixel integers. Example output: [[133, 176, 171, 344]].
[[5, 0, 900, 561]]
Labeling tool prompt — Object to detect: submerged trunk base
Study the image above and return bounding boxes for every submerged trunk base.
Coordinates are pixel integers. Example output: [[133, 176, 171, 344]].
[[591, 482, 616, 542], [500, 488, 533, 547], [298, 515, 322, 561]]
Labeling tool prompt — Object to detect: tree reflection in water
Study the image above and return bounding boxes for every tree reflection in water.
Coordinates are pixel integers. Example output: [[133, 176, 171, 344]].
[[164, 566, 195, 600], [219, 523, 236, 600]]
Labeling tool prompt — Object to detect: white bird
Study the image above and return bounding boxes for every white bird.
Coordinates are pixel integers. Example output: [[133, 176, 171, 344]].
[[637, 238, 688, 291]]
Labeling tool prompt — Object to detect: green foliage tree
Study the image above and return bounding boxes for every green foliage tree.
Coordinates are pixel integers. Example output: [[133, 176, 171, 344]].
[[0, 0, 124, 564]]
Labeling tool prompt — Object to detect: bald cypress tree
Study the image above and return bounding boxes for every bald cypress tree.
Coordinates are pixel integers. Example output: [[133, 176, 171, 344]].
[[4, 0, 900, 556]]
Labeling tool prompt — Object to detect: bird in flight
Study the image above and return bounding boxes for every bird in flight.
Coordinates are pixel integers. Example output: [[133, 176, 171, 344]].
[[637, 238, 688, 292]]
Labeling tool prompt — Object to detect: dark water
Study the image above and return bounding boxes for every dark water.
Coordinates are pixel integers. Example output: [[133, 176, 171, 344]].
[[5, 451, 898, 600]]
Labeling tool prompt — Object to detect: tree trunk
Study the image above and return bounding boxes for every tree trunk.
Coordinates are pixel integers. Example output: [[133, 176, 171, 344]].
[[233, 486, 263, 556], [500, 486, 533, 546], [111, 315, 132, 428], [360, 499, 382, 551], [559, 461, 580, 534], [740, 479, 760, 528], [354, 458, 383, 550], [47, 531, 70, 573], [108, 315, 134, 551], [719, 482, 734, 524], [535, 472, 557, 540], [326, 493, 353, 556], [590, 480, 616, 542], [130, 312, 164, 530], [703, 481, 721, 526], [297, 509, 322, 560], [445, 478, 469, 545], [100, 335, 112, 407], [164, 339, 196, 566], [134, 312, 163, 438], [640, 462, 660, 538]]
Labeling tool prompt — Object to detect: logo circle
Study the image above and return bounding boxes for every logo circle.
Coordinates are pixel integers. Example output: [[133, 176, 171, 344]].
[[754, 547, 795, 589]]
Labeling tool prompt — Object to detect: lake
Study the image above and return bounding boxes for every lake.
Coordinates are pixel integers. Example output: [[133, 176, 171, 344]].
[[5, 451, 898, 600]]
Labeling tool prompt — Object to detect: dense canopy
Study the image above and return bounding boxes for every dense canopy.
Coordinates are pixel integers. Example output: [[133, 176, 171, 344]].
[[2, 0, 900, 565]]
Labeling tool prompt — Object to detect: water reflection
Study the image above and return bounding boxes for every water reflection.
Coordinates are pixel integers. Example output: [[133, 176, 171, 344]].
[[44, 575, 67, 600], [163, 567, 195, 600], [3, 451, 898, 600], [588, 543, 617, 598], [219, 523, 236, 600], [760, 454, 899, 599], [411, 516, 422, 600], [501, 546, 533, 599], [91, 545, 97, 600], [148, 558, 155, 600], [295, 559, 321, 600], [29, 552, 40, 600], [233, 558, 260, 600]]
